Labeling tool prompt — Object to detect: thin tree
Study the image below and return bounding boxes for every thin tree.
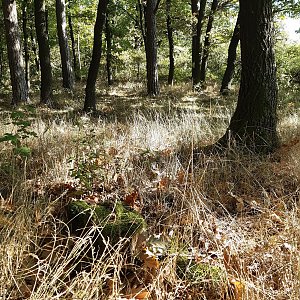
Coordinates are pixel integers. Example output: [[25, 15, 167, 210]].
[[191, 0, 206, 88], [166, 0, 174, 85], [68, 1, 81, 80], [145, 0, 160, 96], [199, 0, 218, 84], [56, 0, 74, 89], [2, 0, 28, 104], [22, 0, 30, 90], [34, 0, 53, 105], [105, 14, 113, 86], [218, 0, 279, 153], [84, 0, 109, 111], [220, 12, 240, 94]]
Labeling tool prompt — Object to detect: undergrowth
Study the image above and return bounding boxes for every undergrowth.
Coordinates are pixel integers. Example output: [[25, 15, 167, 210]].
[[0, 83, 300, 299]]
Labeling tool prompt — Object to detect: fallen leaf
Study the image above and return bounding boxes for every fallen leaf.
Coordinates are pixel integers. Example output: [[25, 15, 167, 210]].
[[124, 190, 139, 208], [158, 177, 170, 190], [229, 278, 245, 300], [176, 169, 185, 185]]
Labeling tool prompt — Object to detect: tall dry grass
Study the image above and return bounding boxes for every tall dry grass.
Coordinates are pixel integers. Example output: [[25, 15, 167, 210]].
[[0, 83, 299, 299]]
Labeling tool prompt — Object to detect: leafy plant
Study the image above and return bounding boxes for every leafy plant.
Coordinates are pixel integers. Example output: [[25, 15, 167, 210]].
[[0, 106, 37, 157]]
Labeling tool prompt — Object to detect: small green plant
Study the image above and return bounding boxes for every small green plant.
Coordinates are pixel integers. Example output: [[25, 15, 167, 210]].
[[69, 129, 106, 190], [0, 106, 37, 157]]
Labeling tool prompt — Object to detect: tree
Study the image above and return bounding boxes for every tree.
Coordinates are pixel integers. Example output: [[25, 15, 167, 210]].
[[199, 0, 218, 84], [67, 1, 81, 80], [191, 0, 207, 87], [220, 12, 240, 94], [22, 0, 30, 90], [145, 0, 160, 96], [2, 0, 29, 104], [56, 0, 74, 89], [166, 0, 174, 85], [84, 0, 109, 111], [218, 0, 279, 153], [105, 13, 113, 86], [34, 0, 53, 105]]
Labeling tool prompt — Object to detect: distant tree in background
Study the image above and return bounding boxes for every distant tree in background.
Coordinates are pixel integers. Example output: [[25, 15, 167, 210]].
[[166, 0, 174, 85], [199, 0, 218, 85], [56, 0, 74, 90], [220, 11, 240, 94], [2, 0, 28, 104], [218, 0, 279, 153]]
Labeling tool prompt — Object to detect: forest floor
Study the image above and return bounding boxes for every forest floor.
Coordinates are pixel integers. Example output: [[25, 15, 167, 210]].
[[0, 82, 300, 300]]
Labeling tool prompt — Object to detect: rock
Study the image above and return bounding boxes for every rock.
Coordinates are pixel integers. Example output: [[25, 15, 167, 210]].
[[67, 200, 146, 246]]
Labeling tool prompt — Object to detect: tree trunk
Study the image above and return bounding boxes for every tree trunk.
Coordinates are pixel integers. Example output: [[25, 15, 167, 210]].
[[30, 27, 40, 73], [145, 0, 159, 96], [84, 0, 109, 112], [219, 0, 279, 153], [192, 0, 206, 88], [22, 0, 30, 90], [199, 0, 218, 84], [105, 14, 113, 86], [34, 0, 53, 105], [220, 12, 240, 94], [166, 0, 174, 85], [2, 0, 28, 104], [68, 5, 81, 80], [137, 1, 146, 47], [56, 0, 74, 89]]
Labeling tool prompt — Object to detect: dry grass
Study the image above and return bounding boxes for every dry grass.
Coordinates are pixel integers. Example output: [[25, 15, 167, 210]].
[[0, 83, 299, 299]]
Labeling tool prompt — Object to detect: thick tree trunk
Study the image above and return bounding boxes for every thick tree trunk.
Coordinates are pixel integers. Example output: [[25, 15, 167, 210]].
[[199, 0, 218, 84], [166, 0, 174, 85], [56, 0, 74, 89], [191, 0, 206, 88], [84, 0, 109, 112], [34, 0, 53, 105], [219, 0, 279, 153], [145, 0, 159, 96], [105, 15, 113, 86], [220, 13, 240, 94], [68, 7, 81, 80], [22, 0, 30, 90], [2, 0, 28, 104]]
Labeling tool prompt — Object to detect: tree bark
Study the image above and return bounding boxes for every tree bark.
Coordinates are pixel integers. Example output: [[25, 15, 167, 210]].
[[166, 0, 174, 85], [220, 12, 240, 94], [191, 0, 206, 88], [105, 14, 113, 86], [34, 0, 53, 105], [2, 0, 29, 104], [68, 5, 81, 80], [84, 0, 109, 112], [56, 0, 74, 89], [22, 0, 30, 90], [30, 27, 40, 73], [199, 0, 218, 84], [145, 0, 159, 96], [219, 0, 279, 153], [137, 0, 146, 47]]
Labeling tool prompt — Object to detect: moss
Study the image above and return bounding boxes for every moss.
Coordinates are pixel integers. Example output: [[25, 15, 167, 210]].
[[176, 257, 225, 285], [67, 200, 146, 245]]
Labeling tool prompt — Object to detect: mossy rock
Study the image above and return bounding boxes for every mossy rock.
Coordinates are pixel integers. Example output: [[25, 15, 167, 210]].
[[67, 200, 146, 245], [176, 257, 225, 285]]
